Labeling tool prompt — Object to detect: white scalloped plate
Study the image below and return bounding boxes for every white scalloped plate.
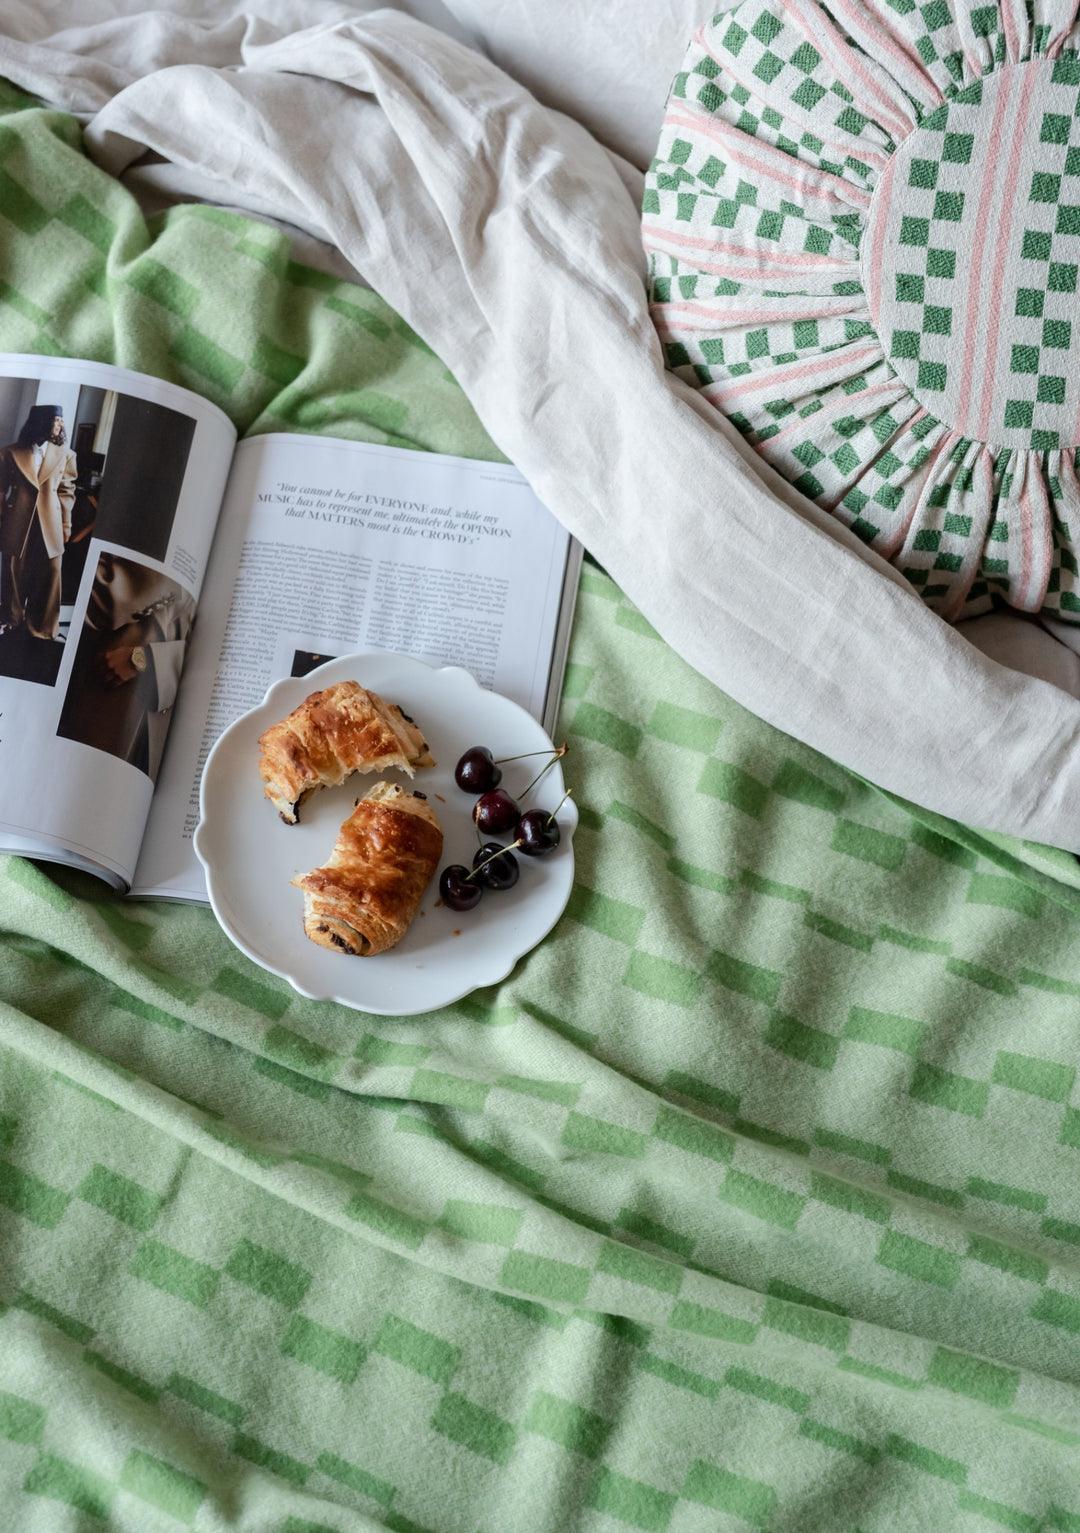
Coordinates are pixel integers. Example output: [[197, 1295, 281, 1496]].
[[194, 652, 576, 1015]]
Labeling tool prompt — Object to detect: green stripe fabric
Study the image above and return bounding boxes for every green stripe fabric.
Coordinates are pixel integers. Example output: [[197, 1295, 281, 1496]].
[[4, 84, 1080, 1532]]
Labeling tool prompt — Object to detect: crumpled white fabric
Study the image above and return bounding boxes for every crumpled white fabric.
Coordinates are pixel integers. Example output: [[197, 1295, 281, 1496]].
[[3, 4, 1080, 849]]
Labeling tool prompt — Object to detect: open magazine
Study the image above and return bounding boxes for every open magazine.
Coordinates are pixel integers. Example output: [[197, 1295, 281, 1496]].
[[0, 355, 581, 901]]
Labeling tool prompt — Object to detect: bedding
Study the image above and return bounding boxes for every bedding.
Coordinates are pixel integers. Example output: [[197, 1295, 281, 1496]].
[[5, 14, 1080, 1533], [6, 2, 1080, 845]]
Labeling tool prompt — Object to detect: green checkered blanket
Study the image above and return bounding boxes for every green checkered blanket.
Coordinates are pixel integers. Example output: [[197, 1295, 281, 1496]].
[[7, 82, 1080, 1533]]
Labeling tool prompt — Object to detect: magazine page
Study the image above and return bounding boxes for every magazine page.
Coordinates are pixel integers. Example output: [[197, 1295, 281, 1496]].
[[0, 355, 236, 889], [133, 433, 577, 901]]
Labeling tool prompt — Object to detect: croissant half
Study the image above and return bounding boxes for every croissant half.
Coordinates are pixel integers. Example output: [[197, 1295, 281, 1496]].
[[258, 680, 434, 823], [291, 782, 443, 955]]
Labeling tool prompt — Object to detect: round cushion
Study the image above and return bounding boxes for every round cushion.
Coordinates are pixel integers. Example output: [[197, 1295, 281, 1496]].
[[644, 0, 1080, 621]]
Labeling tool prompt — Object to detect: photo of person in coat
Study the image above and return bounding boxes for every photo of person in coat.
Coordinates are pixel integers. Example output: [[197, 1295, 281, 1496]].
[[0, 403, 77, 644]]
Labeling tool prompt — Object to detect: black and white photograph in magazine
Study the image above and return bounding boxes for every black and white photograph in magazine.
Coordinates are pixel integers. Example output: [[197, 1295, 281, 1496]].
[[0, 374, 196, 687]]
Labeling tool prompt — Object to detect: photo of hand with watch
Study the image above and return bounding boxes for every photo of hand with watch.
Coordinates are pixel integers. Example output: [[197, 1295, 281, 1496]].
[[57, 553, 196, 780]]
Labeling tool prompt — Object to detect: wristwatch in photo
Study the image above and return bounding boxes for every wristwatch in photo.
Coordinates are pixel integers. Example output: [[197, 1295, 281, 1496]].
[[130, 645, 148, 673]]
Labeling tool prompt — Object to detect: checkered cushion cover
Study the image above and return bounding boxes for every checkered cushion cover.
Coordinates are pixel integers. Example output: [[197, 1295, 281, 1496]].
[[644, 0, 1080, 621]]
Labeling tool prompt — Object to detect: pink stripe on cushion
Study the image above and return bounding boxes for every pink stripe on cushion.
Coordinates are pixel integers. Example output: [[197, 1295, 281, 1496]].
[[650, 319, 854, 349], [862, 142, 900, 329], [663, 106, 874, 210], [646, 257, 838, 284], [641, 223, 849, 278], [642, 223, 840, 263], [827, 0, 946, 112], [703, 343, 883, 401], [711, 294, 867, 318], [780, 0, 916, 141], [974, 65, 1039, 445], [999, 0, 1031, 63], [650, 298, 865, 327], [693, 25, 891, 171], [953, 71, 1016, 437], [1047, 0, 1080, 56]]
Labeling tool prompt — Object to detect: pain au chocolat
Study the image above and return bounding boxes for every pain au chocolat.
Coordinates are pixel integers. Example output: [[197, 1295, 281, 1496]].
[[291, 782, 443, 955], [258, 680, 434, 823]]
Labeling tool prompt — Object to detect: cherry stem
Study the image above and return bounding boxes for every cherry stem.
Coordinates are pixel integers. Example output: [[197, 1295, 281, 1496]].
[[521, 744, 569, 801], [546, 787, 573, 824], [469, 842, 521, 879], [495, 741, 569, 767]]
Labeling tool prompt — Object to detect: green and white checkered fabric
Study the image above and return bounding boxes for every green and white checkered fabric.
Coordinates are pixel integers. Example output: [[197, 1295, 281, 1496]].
[[644, 0, 1080, 622], [10, 74, 1080, 1533]]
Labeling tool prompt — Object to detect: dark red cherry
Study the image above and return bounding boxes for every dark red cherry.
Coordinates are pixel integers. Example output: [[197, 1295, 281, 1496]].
[[473, 788, 520, 835], [472, 842, 520, 890], [439, 865, 482, 912], [516, 808, 561, 856], [455, 746, 502, 793]]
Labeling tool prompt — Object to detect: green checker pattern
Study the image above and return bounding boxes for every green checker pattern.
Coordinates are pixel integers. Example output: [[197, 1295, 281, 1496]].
[[8, 76, 1080, 1533], [878, 71, 1080, 455], [644, 2, 1080, 623]]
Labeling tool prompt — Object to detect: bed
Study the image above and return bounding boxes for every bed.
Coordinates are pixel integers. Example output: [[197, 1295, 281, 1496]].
[[2, 3, 1080, 1529]]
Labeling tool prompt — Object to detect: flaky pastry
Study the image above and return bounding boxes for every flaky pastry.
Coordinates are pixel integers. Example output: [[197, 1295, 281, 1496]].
[[291, 782, 443, 956], [258, 679, 434, 823]]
